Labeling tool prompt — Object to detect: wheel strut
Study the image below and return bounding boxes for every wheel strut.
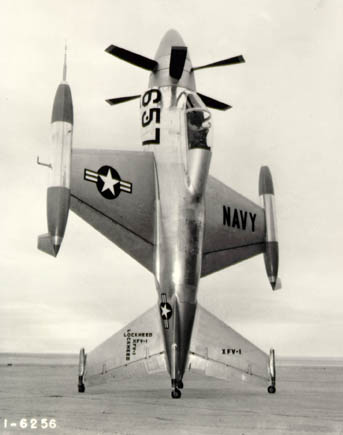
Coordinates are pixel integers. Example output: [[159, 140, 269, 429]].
[[267, 348, 276, 394], [78, 347, 86, 393], [171, 378, 182, 399]]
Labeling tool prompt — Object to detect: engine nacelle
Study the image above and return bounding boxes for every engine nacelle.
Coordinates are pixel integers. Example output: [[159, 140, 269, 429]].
[[259, 166, 281, 290]]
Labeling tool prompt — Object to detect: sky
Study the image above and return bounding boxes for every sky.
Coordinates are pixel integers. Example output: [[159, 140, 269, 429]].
[[1, 0, 343, 357]]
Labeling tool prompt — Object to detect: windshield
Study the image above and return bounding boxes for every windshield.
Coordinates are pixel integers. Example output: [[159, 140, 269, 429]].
[[186, 108, 212, 150]]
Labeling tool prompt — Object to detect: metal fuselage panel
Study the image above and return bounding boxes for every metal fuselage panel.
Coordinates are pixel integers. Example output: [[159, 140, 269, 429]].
[[141, 86, 209, 379], [50, 121, 73, 188]]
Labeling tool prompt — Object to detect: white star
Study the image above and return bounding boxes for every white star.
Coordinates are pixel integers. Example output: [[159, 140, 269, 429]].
[[99, 168, 120, 194], [161, 304, 171, 319]]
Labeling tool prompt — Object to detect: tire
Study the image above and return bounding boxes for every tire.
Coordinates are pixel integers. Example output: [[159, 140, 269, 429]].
[[171, 388, 181, 399], [267, 385, 276, 394], [78, 383, 85, 393]]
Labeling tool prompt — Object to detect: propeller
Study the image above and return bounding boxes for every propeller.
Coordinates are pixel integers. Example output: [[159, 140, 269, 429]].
[[197, 93, 232, 111], [169, 46, 187, 80], [105, 42, 243, 111], [192, 55, 245, 71], [106, 95, 140, 106], [105, 45, 158, 71]]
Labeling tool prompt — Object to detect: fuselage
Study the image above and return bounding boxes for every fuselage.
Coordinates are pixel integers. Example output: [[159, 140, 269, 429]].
[[141, 30, 212, 382]]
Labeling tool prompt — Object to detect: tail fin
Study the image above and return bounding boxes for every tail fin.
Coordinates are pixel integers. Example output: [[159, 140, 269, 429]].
[[84, 305, 167, 387], [80, 304, 275, 391], [37, 233, 57, 257], [188, 304, 273, 387]]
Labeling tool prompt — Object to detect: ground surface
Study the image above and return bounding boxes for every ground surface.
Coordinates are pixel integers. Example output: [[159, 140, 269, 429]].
[[0, 356, 342, 435]]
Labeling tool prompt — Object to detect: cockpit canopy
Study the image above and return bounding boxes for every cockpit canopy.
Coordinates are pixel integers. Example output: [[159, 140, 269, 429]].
[[186, 94, 212, 150]]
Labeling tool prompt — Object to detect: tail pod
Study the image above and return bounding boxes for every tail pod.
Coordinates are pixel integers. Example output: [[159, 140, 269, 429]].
[[259, 166, 281, 290]]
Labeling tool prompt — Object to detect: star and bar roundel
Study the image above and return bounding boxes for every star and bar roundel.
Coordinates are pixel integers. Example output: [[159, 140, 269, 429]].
[[84, 165, 132, 199], [160, 293, 173, 329]]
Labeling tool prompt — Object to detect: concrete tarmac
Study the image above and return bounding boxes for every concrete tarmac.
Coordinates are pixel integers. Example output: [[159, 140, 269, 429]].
[[0, 359, 342, 435]]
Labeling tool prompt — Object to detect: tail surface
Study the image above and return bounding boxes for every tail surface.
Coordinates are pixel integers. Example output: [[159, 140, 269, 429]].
[[83, 305, 167, 387], [188, 304, 273, 387], [80, 304, 275, 393]]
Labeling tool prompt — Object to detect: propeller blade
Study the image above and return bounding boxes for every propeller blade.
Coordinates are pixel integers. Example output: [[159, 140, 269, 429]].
[[192, 55, 245, 71], [197, 93, 232, 111], [169, 46, 187, 80], [106, 95, 140, 106], [105, 45, 158, 71]]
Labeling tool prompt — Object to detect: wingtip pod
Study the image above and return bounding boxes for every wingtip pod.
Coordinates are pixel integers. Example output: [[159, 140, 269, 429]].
[[259, 166, 281, 291]]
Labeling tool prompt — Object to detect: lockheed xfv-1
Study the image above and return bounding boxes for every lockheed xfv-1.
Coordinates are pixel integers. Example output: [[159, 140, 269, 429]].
[[38, 30, 281, 399]]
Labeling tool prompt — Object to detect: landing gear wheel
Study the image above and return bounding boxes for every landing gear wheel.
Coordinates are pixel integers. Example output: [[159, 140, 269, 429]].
[[177, 380, 184, 389], [268, 385, 276, 394], [78, 348, 87, 394], [78, 375, 85, 393], [171, 388, 181, 399]]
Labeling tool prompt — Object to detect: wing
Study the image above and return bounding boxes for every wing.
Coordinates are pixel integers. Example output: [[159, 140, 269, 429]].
[[188, 304, 270, 386], [84, 305, 167, 386], [70, 149, 155, 272], [202, 175, 266, 277]]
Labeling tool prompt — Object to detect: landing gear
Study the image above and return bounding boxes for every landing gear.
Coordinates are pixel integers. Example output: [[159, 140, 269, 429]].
[[267, 348, 276, 394], [268, 385, 276, 394], [171, 388, 181, 399], [78, 347, 86, 393], [78, 376, 85, 393], [171, 378, 182, 399], [177, 380, 184, 389]]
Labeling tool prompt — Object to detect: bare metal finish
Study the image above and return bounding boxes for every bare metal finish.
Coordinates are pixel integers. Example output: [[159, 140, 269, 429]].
[[259, 166, 281, 290], [38, 48, 73, 257], [39, 29, 281, 398], [142, 83, 210, 385], [149, 30, 196, 91]]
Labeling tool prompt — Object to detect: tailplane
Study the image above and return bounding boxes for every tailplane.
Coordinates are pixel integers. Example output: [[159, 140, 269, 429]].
[[80, 305, 167, 389], [77, 304, 276, 395], [188, 304, 276, 392]]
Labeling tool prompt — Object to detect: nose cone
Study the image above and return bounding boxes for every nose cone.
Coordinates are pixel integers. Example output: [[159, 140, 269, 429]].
[[155, 29, 186, 59], [259, 166, 274, 195], [51, 83, 74, 124], [149, 29, 195, 90]]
